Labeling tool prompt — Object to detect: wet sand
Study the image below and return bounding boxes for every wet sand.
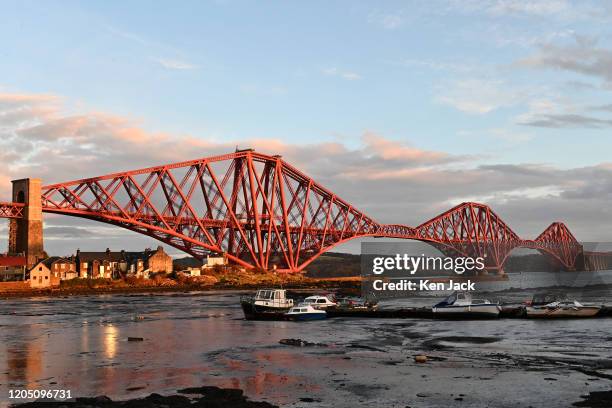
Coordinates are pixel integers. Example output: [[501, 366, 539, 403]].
[[1, 291, 611, 407]]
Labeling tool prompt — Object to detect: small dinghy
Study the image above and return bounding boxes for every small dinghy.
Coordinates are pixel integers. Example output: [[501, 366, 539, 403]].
[[285, 304, 327, 321], [525, 293, 601, 318], [432, 291, 501, 318]]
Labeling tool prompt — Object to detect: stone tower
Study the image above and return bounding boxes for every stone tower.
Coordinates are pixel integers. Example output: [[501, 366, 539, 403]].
[[9, 179, 45, 268]]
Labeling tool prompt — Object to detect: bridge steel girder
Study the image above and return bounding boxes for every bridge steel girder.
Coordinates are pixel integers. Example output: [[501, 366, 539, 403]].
[[29, 150, 582, 273], [0, 202, 25, 219]]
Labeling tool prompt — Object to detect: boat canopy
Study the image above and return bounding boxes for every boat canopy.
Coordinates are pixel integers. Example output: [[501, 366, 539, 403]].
[[434, 291, 473, 307], [531, 292, 566, 306], [255, 289, 287, 300]]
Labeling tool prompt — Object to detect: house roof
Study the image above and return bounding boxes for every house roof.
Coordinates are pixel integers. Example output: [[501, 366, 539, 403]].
[[31, 256, 74, 271], [0, 256, 26, 267], [77, 252, 125, 262], [76, 247, 166, 263], [123, 250, 159, 262], [41, 256, 62, 267]]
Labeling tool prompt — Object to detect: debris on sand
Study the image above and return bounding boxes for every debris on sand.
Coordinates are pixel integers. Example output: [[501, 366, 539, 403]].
[[127, 337, 144, 342], [279, 338, 326, 347], [16, 386, 278, 407], [572, 390, 612, 407], [414, 355, 428, 363]]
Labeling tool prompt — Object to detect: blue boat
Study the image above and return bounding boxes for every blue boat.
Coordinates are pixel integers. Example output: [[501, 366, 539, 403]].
[[285, 304, 327, 321]]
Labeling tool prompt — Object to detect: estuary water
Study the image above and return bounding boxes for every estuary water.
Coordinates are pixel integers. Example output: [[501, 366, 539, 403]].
[[1, 286, 611, 407]]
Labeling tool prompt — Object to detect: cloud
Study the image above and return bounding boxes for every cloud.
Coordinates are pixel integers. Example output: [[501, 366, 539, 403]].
[[390, 59, 474, 74], [518, 36, 612, 84], [446, 0, 602, 20], [367, 11, 405, 29], [361, 132, 454, 164], [486, 0, 572, 17], [590, 104, 612, 112], [518, 113, 612, 128], [321, 67, 362, 81], [435, 79, 523, 114], [2, 89, 612, 255], [154, 58, 198, 70], [516, 98, 612, 129]]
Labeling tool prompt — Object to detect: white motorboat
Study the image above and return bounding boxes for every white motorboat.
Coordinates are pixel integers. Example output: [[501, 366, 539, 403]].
[[302, 295, 337, 310], [525, 293, 601, 318], [432, 291, 501, 318], [285, 304, 327, 321]]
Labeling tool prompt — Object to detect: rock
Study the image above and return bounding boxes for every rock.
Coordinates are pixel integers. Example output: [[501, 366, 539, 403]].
[[299, 397, 322, 403], [414, 355, 428, 363], [73, 395, 113, 405], [279, 338, 325, 347]]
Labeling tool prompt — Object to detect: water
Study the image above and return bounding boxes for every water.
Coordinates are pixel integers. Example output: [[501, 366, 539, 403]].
[[1, 289, 611, 407]]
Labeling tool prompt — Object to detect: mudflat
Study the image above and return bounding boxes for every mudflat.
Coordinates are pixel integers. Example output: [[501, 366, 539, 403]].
[[2, 291, 611, 408]]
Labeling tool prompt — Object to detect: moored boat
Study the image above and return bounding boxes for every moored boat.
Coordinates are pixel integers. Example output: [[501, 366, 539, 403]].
[[285, 304, 327, 321], [240, 289, 294, 320], [432, 291, 501, 318], [525, 293, 602, 318], [302, 295, 337, 309], [334, 297, 378, 311]]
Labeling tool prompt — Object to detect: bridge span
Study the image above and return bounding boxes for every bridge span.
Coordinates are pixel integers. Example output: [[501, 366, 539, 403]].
[[0, 149, 599, 273]]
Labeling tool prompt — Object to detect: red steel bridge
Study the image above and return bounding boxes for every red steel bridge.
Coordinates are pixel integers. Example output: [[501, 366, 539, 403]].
[[0, 150, 582, 273]]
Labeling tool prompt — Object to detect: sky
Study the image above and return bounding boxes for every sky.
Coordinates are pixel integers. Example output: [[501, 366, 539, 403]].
[[1, 0, 612, 257]]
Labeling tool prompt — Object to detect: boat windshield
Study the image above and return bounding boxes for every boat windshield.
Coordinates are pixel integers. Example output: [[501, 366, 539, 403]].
[[532, 292, 565, 306], [256, 290, 276, 300], [444, 292, 457, 304]]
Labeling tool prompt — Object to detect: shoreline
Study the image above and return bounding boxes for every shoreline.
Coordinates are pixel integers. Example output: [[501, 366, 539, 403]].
[[0, 276, 363, 299]]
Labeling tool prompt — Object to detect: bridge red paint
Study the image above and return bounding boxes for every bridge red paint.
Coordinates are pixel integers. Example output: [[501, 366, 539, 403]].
[[0, 202, 24, 219], [2, 150, 582, 273]]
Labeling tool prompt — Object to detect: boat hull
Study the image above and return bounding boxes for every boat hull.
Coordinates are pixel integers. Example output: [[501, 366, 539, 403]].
[[525, 306, 601, 318], [241, 300, 291, 320], [432, 304, 501, 318], [286, 313, 327, 321]]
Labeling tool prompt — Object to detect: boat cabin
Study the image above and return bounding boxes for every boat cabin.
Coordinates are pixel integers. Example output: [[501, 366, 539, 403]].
[[253, 289, 293, 309], [437, 291, 472, 306], [255, 289, 288, 301], [302, 295, 337, 309]]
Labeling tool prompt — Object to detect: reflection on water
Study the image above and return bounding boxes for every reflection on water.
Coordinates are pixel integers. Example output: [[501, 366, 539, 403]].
[[103, 325, 118, 360], [5, 324, 44, 390], [0, 288, 611, 407]]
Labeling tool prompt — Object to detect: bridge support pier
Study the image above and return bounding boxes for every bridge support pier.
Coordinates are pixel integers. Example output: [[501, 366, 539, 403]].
[[8, 179, 45, 269]]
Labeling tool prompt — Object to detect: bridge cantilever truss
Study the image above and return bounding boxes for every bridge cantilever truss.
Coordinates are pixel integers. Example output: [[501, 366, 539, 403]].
[[0, 202, 24, 219], [1, 150, 582, 273]]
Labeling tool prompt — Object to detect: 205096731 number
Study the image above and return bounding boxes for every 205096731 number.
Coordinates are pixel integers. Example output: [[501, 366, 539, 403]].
[[8, 389, 72, 400]]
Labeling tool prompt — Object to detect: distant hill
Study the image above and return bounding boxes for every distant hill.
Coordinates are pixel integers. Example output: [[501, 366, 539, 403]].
[[173, 252, 562, 278], [173, 256, 203, 270], [172, 252, 360, 278], [304, 252, 361, 277]]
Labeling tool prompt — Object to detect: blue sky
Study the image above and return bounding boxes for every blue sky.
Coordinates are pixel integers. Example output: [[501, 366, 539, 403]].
[[1, 1, 612, 255], [2, 0, 612, 164]]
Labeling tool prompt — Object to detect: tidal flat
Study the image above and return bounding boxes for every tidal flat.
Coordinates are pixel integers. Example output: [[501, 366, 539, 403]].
[[1, 290, 611, 407]]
